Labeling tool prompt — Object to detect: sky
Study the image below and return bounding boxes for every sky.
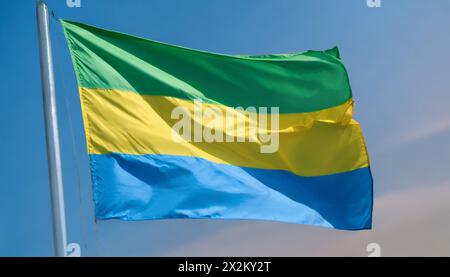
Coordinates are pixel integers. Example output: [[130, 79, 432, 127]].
[[1, 0, 450, 256]]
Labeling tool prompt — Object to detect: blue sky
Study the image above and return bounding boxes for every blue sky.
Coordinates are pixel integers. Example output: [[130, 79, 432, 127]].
[[1, 0, 450, 256]]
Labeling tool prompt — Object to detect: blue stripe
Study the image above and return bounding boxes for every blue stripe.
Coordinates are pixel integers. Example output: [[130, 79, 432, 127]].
[[89, 153, 373, 230]]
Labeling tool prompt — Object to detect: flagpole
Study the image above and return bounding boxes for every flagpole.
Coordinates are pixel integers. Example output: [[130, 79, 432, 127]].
[[36, 0, 68, 257]]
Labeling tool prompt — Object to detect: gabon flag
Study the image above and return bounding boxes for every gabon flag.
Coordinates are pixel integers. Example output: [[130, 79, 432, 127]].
[[61, 20, 373, 230]]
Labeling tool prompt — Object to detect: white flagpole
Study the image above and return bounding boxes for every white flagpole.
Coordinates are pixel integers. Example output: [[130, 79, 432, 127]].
[[36, 0, 68, 257]]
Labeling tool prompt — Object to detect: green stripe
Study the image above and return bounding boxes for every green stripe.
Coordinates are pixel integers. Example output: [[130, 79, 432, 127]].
[[61, 20, 352, 113]]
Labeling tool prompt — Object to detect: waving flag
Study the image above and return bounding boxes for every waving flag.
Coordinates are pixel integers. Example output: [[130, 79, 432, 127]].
[[61, 20, 373, 230]]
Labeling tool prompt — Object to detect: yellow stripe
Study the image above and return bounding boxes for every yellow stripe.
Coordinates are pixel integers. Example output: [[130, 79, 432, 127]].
[[80, 87, 369, 176]]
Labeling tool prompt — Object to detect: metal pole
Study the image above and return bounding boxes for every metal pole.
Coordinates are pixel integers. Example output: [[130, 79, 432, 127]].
[[36, 0, 68, 257]]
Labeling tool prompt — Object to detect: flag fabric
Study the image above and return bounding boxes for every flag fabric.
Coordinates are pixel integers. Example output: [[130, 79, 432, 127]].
[[61, 20, 373, 230]]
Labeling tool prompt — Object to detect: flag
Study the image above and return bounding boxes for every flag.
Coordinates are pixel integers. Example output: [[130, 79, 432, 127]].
[[61, 20, 373, 230]]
